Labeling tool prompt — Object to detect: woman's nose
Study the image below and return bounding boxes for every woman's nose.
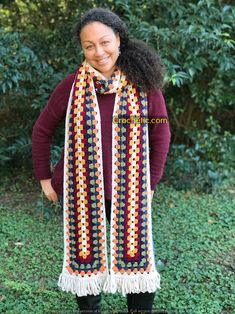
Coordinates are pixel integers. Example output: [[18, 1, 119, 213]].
[[94, 45, 104, 57]]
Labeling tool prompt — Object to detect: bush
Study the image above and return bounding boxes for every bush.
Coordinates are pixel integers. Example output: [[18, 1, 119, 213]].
[[0, 29, 63, 172], [165, 118, 234, 192]]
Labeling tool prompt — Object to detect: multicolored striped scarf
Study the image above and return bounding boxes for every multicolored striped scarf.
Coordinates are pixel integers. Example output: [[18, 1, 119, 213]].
[[58, 60, 160, 297]]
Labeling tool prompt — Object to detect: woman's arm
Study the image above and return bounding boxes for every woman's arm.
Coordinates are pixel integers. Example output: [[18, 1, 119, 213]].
[[148, 89, 171, 192], [32, 73, 75, 201]]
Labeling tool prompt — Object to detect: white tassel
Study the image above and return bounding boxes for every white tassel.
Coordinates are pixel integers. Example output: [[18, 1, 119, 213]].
[[109, 272, 161, 297], [58, 273, 107, 297], [103, 273, 117, 293], [102, 273, 111, 293], [58, 271, 161, 297]]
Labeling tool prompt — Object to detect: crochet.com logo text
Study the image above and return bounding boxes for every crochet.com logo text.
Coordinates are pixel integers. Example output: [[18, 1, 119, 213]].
[[112, 115, 168, 125]]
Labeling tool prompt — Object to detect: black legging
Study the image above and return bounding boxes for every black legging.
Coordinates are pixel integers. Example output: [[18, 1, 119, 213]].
[[76, 199, 156, 314]]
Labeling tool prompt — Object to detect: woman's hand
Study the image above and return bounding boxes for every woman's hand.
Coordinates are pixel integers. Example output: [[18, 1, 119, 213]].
[[40, 179, 58, 202]]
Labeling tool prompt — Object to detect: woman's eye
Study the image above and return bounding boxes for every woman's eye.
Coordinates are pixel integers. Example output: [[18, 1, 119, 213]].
[[86, 45, 93, 50], [101, 41, 109, 45]]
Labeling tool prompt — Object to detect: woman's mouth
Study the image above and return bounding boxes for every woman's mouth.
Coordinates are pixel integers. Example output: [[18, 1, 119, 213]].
[[97, 57, 109, 65]]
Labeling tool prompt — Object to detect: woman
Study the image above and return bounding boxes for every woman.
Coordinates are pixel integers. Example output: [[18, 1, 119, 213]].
[[32, 7, 171, 314]]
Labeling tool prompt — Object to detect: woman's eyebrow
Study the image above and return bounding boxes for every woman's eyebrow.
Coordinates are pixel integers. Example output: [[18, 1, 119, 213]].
[[82, 35, 112, 44]]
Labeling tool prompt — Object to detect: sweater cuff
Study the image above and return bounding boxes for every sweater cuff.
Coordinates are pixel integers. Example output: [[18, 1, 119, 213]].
[[34, 171, 52, 182]]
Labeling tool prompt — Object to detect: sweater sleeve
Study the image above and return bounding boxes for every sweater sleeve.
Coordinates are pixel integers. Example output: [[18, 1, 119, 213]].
[[148, 89, 171, 191], [32, 73, 75, 181]]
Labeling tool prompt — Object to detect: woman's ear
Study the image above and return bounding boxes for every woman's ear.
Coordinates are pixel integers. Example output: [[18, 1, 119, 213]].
[[116, 33, 121, 47]]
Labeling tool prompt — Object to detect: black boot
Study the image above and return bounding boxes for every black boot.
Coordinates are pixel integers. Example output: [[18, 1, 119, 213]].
[[127, 291, 156, 314], [76, 293, 102, 313]]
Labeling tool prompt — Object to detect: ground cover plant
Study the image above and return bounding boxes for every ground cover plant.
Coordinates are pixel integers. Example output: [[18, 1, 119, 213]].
[[0, 175, 234, 313]]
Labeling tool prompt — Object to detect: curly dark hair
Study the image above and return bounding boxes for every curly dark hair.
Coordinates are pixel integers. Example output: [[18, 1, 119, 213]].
[[76, 8, 164, 92]]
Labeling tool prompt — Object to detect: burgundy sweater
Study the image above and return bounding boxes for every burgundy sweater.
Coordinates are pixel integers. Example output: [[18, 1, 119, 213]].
[[32, 72, 171, 199]]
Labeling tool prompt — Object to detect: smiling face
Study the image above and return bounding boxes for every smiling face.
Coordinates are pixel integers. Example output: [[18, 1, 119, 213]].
[[80, 21, 120, 78]]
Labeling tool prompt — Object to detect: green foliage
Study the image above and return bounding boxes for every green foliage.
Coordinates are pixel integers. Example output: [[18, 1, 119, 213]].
[[0, 28, 63, 170], [152, 183, 235, 314], [0, 0, 84, 71], [186, 117, 234, 166], [0, 180, 234, 313], [165, 117, 234, 192], [0, 29, 54, 98], [165, 143, 231, 193]]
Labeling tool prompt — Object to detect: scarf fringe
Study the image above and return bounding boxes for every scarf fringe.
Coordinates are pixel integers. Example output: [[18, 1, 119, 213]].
[[58, 273, 107, 296], [103, 272, 161, 296], [58, 271, 161, 297]]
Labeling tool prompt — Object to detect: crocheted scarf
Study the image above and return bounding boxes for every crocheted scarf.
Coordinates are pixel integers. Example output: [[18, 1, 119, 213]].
[[58, 60, 160, 297]]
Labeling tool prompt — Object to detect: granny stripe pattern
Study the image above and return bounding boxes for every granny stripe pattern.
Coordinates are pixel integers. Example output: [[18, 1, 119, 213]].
[[58, 61, 161, 297]]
